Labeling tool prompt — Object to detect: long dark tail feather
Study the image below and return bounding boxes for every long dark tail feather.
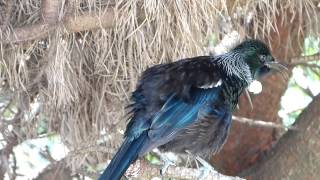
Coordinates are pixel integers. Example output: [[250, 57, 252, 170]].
[[99, 132, 148, 180]]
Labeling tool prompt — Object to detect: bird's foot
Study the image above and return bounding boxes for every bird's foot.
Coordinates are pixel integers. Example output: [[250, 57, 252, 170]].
[[195, 156, 218, 180], [153, 149, 177, 176], [160, 156, 176, 176], [185, 151, 218, 180]]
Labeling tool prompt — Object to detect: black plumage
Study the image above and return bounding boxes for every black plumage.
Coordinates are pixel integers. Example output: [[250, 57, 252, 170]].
[[99, 39, 287, 180]]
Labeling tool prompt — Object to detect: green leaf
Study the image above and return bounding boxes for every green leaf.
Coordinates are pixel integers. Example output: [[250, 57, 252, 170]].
[[145, 153, 161, 165]]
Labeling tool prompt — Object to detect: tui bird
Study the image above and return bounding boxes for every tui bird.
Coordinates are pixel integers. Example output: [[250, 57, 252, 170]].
[[99, 39, 287, 180]]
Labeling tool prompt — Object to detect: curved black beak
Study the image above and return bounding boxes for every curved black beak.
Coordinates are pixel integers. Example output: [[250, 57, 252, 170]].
[[265, 61, 289, 80]]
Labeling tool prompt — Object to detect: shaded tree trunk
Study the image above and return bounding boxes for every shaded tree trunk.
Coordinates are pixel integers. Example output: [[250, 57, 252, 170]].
[[241, 93, 320, 180]]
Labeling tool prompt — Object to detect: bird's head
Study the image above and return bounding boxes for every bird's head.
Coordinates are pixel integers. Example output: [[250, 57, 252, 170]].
[[232, 39, 288, 80]]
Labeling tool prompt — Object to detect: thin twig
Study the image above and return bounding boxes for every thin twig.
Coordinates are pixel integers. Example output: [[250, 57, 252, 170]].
[[289, 62, 320, 69], [11, 151, 17, 180], [289, 53, 320, 65], [232, 116, 297, 130], [39, 146, 57, 163]]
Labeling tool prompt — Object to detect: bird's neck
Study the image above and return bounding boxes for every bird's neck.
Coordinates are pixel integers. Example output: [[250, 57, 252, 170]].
[[220, 76, 248, 110], [213, 53, 253, 110], [214, 52, 253, 84]]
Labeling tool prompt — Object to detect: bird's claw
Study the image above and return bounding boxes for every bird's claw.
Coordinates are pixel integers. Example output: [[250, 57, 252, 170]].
[[195, 156, 218, 180], [153, 149, 177, 176], [160, 158, 176, 176]]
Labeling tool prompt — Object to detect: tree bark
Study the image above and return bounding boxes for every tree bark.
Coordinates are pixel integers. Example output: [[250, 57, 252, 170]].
[[241, 93, 320, 180]]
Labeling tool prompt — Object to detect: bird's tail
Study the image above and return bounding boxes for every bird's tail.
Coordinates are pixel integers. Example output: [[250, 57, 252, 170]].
[[99, 132, 148, 180]]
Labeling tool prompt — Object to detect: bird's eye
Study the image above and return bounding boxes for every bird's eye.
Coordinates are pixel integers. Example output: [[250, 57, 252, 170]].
[[259, 54, 267, 63]]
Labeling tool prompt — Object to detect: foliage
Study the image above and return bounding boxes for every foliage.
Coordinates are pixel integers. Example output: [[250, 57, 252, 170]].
[[280, 36, 320, 126]]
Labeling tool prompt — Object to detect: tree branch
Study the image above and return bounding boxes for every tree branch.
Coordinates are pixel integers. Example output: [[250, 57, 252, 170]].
[[240, 93, 320, 179], [289, 53, 320, 66], [1, 7, 116, 44], [0, 110, 21, 179], [232, 116, 297, 130], [64, 8, 115, 33], [35, 161, 72, 180], [137, 160, 244, 180], [34, 145, 243, 180]]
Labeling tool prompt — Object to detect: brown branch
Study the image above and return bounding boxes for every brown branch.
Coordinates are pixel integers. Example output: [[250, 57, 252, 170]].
[[1, 7, 116, 44], [232, 116, 297, 130], [0, 110, 21, 179], [291, 62, 320, 69], [296, 84, 315, 98], [86, 159, 243, 179], [137, 159, 244, 180], [289, 53, 320, 65], [64, 8, 116, 33], [35, 161, 72, 180], [59, 145, 243, 179], [37, 154, 243, 179], [11, 152, 17, 180], [241, 93, 320, 179], [39, 146, 57, 163], [2, 24, 55, 44], [22, 144, 244, 180], [35, 146, 73, 180]]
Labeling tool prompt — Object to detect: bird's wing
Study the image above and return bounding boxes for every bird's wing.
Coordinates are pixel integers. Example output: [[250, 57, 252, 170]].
[[149, 87, 222, 138], [138, 56, 221, 103], [136, 87, 224, 154], [125, 56, 222, 142], [158, 99, 232, 156]]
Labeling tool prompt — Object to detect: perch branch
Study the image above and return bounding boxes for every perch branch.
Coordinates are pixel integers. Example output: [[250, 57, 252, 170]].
[[137, 159, 244, 180], [57, 145, 243, 179]]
